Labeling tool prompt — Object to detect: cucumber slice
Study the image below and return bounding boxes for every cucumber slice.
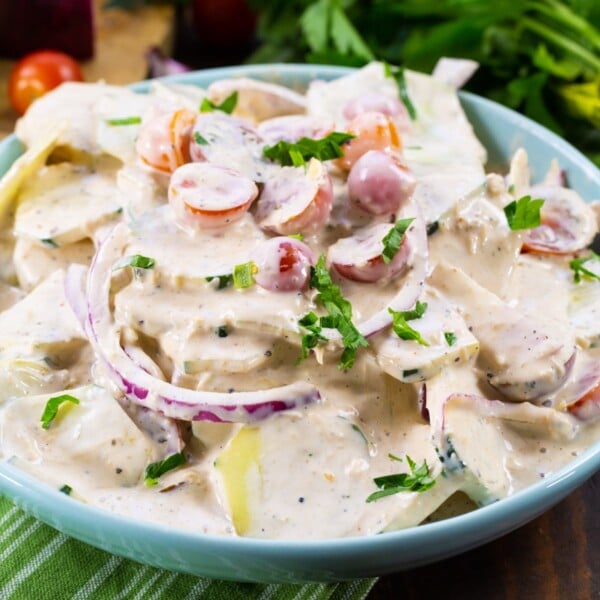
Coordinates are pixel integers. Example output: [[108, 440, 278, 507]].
[[373, 287, 479, 383]]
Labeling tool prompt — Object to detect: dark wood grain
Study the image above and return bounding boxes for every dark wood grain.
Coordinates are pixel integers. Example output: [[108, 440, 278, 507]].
[[371, 471, 599, 600]]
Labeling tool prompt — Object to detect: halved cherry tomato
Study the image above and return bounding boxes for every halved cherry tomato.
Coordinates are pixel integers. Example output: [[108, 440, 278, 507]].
[[254, 237, 315, 292], [136, 107, 197, 174], [336, 111, 402, 171], [8, 50, 83, 115], [169, 162, 258, 229]]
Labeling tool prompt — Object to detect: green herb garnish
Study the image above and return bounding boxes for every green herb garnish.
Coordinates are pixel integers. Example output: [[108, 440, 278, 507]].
[[384, 62, 417, 120], [194, 132, 209, 145], [41, 238, 58, 248], [200, 91, 238, 115], [59, 485, 72, 495], [298, 256, 368, 369], [216, 325, 229, 338], [288, 233, 304, 241], [298, 311, 329, 361], [503, 195, 545, 230], [366, 455, 436, 502], [263, 132, 355, 167], [205, 274, 233, 289], [388, 301, 429, 346], [144, 452, 186, 486], [570, 251, 600, 283], [113, 254, 155, 270], [381, 218, 414, 264], [444, 332, 457, 346], [106, 116, 142, 126], [41, 394, 80, 429], [232, 261, 256, 289]]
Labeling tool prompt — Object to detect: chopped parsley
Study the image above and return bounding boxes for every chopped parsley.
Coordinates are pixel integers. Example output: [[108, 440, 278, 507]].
[[503, 195, 545, 230], [144, 452, 186, 486], [200, 91, 238, 115], [113, 254, 155, 270], [232, 261, 256, 288], [366, 455, 436, 502], [205, 274, 233, 289], [383, 62, 417, 121], [298, 255, 368, 369], [444, 332, 457, 346], [106, 116, 142, 126], [194, 132, 209, 145], [41, 238, 58, 248], [288, 233, 304, 241], [388, 301, 429, 347], [263, 132, 355, 167], [298, 311, 329, 360], [41, 394, 80, 429], [205, 262, 256, 290], [381, 218, 414, 264], [216, 325, 229, 338], [569, 251, 600, 283], [59, 484, 72, 495]]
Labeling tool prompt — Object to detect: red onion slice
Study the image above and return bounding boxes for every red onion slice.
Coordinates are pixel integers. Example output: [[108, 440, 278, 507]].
[[85, 223, 320, 423]]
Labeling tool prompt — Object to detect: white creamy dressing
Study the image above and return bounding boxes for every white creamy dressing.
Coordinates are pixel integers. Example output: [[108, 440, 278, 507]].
[[0, 63, 598, 540]]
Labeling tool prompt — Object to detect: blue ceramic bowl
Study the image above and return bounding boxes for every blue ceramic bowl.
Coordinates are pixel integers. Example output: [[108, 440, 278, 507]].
[[0, 65, 599, 583]]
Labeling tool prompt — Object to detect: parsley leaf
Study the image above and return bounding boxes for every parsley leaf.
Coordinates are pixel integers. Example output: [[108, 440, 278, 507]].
[[59, 484, 72, 495], [570, 251, 600, 283], [106, 116, 142, 126], [233, 261, 256, 288], [205, 274, 233, 289], [503, 195, 545, 230], [113, 254, 155, 271], [381, 218, 414, 264], [444, 332, 457, 346], [263, 132, 355, 167], [194, 132, 209, 145], [298, 256, 368, 369], [388, 302, 429, 346], [384, 62, 417, 121], [366, 454, 435, 502], [298, 311, 329, 361], [144, 452, 186, 486], [200, 91, 238, 115], [41, 394, 80, 429]]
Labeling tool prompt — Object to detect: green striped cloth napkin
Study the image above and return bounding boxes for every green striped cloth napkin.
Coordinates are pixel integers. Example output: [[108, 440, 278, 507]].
[[0, 495, 377, 600]]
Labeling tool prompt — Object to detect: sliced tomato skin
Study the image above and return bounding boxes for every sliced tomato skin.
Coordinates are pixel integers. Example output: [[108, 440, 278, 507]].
[[9, 50, 84, 115]]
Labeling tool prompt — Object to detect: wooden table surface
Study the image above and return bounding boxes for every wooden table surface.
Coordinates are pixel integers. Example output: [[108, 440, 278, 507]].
[[0, 4, 597, 599]]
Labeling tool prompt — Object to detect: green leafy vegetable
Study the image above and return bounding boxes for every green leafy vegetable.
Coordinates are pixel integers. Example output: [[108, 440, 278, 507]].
[[41, 394, 80, 429], [388, 301, 429, 346], [194, 132, 209, 145], [59, 485, 72, 495], [288, 233, 304, 241], [444, 332, 457, 346], [384, 62, 418, 120], [106, 116, 142, 126], [233, 261, 256, 288], [144, 452, 186, 486], [263, 132, 355, 167], [113, 254, 156, 271], [205, 274, 233, 289], [298, 256, 368, 369], [298, 311, 329, 361], [366, 455, 436, 502], [570, 251, 600, 283], [381, 218, 414, 264], [503, 195, 545, 230], [200, 92, 238, 114]]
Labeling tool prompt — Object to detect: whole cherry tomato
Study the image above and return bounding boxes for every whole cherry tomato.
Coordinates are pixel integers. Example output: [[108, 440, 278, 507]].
[[8, 50, 84, 115]]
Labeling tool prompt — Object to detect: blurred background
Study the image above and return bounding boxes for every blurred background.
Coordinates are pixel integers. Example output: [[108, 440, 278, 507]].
[[0, 0, 598, 165]]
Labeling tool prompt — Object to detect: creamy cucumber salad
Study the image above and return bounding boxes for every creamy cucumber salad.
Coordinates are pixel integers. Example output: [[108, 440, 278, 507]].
[[0, 62, 598, 539]]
